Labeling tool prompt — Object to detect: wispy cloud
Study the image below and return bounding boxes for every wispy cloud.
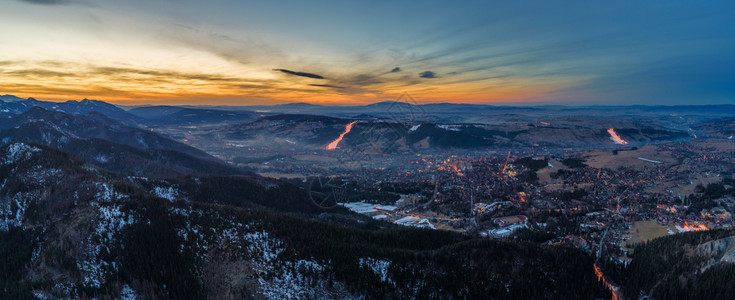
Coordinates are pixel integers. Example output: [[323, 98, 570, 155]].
[[309, 84, 345, 89], [273, 69, 325, 79], [390, 67, 401, 73], [18, 0, 71, 5], [419, 71, 437, 78], [1, 68, 74, 78], [170, 24, 287, 67]]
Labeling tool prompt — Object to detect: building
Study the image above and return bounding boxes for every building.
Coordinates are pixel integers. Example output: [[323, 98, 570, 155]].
[[493, 215, 528, 227]]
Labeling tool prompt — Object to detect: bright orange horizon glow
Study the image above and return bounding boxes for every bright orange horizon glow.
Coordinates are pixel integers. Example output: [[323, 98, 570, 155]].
[[0, 70, 562, 106]]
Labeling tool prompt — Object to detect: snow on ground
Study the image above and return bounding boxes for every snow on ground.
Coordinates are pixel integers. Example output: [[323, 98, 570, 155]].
[[32, 281, 76, 299], [409, 124, 421, 132], [245, 231, 284, 264], [437, 124, 461, 131], [119, 284, 138, 300], [93, 204, 135, 242], [169, 207, 358, 299], [0, 192, 32, 231], [394, 216, 436, 230], [637, 157, 662, 164], [341, 201, 397, 214], [241, 230, 357, 299], [170, 206, 252, 256], [77, 184, 134, 289], [359, 257, 392, 283], [76, 244, 106, 288], [25, 166, 62, 185], [3, 142, 40, 165], [257, 258, 328, 300], [78, 202, 135, 288], [153, 186, 179, 201], [95, 183, 127, 203]]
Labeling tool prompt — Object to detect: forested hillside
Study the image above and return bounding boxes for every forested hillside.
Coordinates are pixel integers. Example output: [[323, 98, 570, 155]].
[[0, 143, 610, 299]]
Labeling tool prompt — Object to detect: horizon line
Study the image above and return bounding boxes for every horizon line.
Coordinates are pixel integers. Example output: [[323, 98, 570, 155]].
[[4, 93, 735, 109]]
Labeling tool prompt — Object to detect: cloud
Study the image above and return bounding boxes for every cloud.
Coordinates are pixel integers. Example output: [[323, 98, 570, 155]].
[[419, 71, 437, 78], [273, 69, 325, 79], [390, 67, 401, 73], [344, 74, 383, 86], [19, 0, 70, 5], [309, 84, 345, 89], [171, 25, 287, 67], [90, 66, 245, 82], [1, 68, 74, 78]]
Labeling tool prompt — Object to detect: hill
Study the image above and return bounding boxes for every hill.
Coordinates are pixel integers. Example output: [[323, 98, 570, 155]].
[[0, 108, 242, 177], [0, 143, 610, 299], [605, 229, 735, 299], [128, 106, 258, 125]]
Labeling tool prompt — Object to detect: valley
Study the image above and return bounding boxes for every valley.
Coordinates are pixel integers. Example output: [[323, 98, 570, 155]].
[[2, 95, 735, 299]]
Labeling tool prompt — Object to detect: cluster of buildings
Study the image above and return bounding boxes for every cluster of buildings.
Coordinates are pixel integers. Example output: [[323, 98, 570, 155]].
[[230, 139, 735, 266]]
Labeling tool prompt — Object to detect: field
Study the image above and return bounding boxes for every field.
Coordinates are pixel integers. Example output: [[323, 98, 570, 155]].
[[292, 154, 339, 162], [625, 220, 673, 247], [582, 145, 676, 170], [258, 172, 305, 179]]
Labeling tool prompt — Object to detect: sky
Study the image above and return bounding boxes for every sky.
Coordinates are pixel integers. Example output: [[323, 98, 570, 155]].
[[1, 0, 734, 106]]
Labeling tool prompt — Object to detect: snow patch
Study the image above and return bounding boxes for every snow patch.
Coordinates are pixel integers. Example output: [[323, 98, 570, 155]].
[[394, 216, 436, 229], [637, 157, 661, 164], [95, 183, 126, 203], [256, 259, 331, 299], [437, 124, 461, 131], [359, 257, 392, 282], [245, 231, 284, 264], [3, 142, 40, 165], [120, 284, 138, 300], [77, 200, 135, 288], [25, 166, 62, 185], [33, 291, 48, 300], [0, 193, 32, 230], [341, 201, 397, 214], [153, 186, 179, 201]]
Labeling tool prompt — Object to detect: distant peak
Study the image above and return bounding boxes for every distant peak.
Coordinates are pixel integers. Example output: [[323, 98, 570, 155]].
[[0, 94, 29, 103], [277, 102, 321, 107], [367, 100, 411, 106]]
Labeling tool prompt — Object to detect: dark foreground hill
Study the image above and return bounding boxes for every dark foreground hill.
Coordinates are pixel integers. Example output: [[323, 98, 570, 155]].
[[604, 229, 735, 300], [0, 107, 243, 177], [0, 143, 610, 299]]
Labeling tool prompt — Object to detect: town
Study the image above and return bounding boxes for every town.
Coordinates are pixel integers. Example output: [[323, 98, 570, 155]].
[[216, 133, 735, 269]]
